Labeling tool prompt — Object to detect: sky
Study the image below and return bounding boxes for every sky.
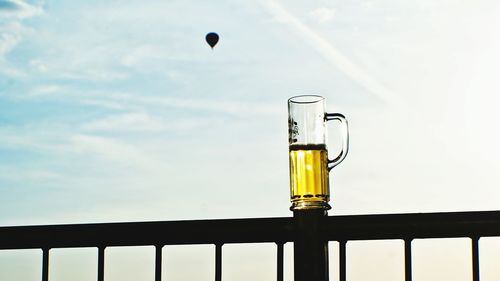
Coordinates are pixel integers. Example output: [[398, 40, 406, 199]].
[[1, 0, 500, 280]]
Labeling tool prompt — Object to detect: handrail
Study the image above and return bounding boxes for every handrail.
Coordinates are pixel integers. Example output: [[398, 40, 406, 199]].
[[2, 210, 500, 281], [323, 210, 500, 240], [3, 211, 500, 250], [0, 217, 293, 250]]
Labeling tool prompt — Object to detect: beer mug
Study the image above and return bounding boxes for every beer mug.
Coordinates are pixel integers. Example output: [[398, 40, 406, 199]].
[[288, 95, 349, 210]]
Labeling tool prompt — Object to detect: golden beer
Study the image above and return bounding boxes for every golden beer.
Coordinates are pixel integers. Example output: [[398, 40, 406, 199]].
[[289, 144, 330, 206]]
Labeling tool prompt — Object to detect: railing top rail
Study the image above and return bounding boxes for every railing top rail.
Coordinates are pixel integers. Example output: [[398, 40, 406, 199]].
[[324, 210, 500, 241], [0, 217, 294, 250], [2, 210, 500, 250]]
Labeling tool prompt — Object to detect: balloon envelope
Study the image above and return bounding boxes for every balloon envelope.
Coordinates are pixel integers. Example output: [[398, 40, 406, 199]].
[[206, 32, 219, 49]]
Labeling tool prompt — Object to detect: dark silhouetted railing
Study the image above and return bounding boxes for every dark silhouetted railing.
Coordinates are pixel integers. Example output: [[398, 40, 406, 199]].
[[2, 210, 500, 281]]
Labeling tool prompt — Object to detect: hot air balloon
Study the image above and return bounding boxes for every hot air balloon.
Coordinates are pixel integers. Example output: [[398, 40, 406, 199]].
[[206, 32, 219, 49]]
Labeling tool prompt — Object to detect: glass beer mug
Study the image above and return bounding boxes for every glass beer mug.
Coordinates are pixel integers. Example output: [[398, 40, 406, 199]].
[[288, 95, 349, 210]]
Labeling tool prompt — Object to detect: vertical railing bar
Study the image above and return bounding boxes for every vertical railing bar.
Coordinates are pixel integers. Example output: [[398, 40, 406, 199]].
[[215, 243, 223, 281], [404, 239, 413, 281], [42, 248, 49, 281], [155, 245, 163, 281], [472, 237, 480, 281], [97, 246, 105, 281], [339, 240, 346, 281], [277, 242, 284, 281]]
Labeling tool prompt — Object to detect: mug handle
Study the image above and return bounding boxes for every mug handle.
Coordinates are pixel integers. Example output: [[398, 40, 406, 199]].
[[325, 113, 349, 171]]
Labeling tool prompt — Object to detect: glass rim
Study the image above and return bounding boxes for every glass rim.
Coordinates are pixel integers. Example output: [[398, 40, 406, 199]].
[[288, 95, 324, 104]]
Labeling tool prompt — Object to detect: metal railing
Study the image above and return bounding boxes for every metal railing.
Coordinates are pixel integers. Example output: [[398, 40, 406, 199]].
[[1, 210, 500, 281]]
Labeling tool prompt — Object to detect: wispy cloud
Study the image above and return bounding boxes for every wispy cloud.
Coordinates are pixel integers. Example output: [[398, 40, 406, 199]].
[[0, 166, 65, 183], [0, 22, 29, 59], [68, 134, 154, 166], [27, 84, 65, 97], [112, 94, 281, 116], [0, 30, 20, 58], [261, 1, 404, 107], [0, 0, 19, 10], [0, 1, 42, 77], [0, 129, 171, 176], [82, 112, 168, 132], [21, 87, 282, 117], [309, 7, 336, 24], [0, 0, 41, 18]]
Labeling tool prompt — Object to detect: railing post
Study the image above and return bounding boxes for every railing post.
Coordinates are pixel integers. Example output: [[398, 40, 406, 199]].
[[404, 239, 412, 281], [339, 240, 346, 281], [155, 245, 163, 281], [293, 210, 329, 281], [97, 246, 105, 281], [215, 243, 223, 281], [277, 242, 284, 281], [471, 237, 480, 281], [42, 248, 49, 281]]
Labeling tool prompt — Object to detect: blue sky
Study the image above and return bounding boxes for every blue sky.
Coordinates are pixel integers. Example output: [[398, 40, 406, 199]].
[[2, 0, 500, 280]]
